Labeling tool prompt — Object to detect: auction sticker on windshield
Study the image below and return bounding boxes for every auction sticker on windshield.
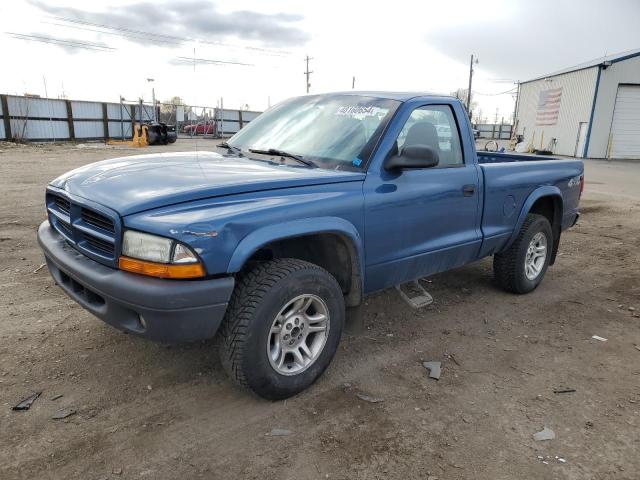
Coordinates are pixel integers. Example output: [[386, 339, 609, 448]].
[[335, 105, 384, 117]]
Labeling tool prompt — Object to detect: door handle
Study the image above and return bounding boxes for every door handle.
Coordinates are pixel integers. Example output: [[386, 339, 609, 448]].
[[463, 184, 476, 197]]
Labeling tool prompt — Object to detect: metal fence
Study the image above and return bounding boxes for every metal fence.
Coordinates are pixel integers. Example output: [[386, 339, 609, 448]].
[[0, 94, 261, 142], [475, 123, 513, 140]]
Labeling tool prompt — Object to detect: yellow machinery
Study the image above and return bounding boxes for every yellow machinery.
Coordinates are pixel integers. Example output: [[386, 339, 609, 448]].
[[107, 124, 149, 147]]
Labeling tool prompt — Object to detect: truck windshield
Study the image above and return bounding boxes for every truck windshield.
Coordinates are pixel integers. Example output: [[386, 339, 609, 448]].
[[227, 94, 400, 170]]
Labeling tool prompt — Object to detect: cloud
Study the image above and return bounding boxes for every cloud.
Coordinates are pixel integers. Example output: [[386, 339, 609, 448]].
[[29, 0, 310, 48], [425, 0, 640, 81]]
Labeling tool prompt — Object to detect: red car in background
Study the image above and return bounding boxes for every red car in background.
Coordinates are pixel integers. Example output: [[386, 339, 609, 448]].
[[182, 121, 216, 135]]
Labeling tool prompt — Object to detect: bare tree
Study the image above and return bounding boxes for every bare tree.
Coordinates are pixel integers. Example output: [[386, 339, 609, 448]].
[[13, 97, 31, 142], [451, 88, 478, 115]]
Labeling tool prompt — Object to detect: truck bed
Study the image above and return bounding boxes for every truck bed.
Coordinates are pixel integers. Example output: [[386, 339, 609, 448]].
[[477, 152, 583, 259]]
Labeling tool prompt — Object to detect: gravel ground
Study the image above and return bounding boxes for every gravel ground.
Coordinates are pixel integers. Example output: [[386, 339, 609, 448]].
[[1, 141, 639, 480]]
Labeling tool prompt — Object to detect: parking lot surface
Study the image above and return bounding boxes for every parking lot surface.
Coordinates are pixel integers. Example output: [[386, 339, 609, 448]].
[[1, 142, 639, 480]]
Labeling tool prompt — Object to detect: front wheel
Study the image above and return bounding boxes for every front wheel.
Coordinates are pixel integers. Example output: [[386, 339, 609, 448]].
[[219, 258, 345, 400], [493, 213, 553, 293]]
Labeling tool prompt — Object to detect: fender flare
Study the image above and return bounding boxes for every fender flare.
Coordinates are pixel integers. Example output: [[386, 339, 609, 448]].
[[504, 186, 563, 252], [226, 216, 365, 285]]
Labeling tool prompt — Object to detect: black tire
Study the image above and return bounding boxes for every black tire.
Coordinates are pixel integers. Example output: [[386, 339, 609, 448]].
[[493, 214, 553, 294], [219, 258, 345, 400]]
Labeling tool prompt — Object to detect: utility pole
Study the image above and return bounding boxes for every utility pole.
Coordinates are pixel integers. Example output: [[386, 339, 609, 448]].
[[352, 76, 355, 89], [220, 97, 224, 137], [512, 80, 521, 125], [147, 78, 156, 121], [304, 55, 313, 94], [466, 54, 478, 117]]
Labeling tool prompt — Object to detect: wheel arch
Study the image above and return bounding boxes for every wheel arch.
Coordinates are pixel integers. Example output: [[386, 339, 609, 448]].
[[505, 187, 563, 265], [227, 217, 364, 307]]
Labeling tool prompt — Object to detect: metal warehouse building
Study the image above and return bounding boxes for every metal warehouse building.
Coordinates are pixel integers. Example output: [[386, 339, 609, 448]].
[[515, 48, 640, 159]]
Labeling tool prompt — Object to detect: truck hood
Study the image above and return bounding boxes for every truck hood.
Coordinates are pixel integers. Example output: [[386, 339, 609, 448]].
[[49, 151, 365, 216]]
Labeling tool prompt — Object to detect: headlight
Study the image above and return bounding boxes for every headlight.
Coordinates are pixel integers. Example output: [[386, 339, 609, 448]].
[[119, 230, 204, 279], [122, 230, 174, 263]]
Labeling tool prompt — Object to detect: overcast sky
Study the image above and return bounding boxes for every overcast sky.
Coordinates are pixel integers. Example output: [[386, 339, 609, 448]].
[[1, 0, 639, 122]]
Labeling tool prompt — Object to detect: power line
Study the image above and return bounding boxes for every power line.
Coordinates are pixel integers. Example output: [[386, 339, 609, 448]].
[[5, 32, 115, 51], [174, 56, 254, 67], [50, 16, 195, 43], [472, 87, 518, 96], [43, 21, 182, 46], [47, 16, 290, 56]]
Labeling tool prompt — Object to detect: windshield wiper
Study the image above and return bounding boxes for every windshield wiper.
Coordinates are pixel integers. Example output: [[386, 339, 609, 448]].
[[218, 142, 243, 156], [248, 148, 316, 168]]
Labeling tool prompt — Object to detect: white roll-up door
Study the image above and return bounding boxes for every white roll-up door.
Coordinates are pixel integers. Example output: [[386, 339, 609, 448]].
[[610, 85, 640, 159]]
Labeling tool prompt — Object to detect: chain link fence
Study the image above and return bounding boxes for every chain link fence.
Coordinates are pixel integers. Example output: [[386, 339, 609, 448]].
[[159, 103, 261, 139]]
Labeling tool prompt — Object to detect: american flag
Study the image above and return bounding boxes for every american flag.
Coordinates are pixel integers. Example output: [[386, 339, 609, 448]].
[[536, 87, 563, 126]]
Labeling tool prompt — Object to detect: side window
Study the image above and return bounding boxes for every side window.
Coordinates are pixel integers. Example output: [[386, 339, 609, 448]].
[[396, 105, 464, 166]]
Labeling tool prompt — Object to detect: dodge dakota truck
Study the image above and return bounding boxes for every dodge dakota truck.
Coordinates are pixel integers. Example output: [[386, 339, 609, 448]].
[[37, 92, 583, 399]]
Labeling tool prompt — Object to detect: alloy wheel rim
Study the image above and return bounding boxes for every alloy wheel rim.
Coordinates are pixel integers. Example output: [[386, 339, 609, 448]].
[[267, 294, 330, 376], [524, 231, 547, 280]]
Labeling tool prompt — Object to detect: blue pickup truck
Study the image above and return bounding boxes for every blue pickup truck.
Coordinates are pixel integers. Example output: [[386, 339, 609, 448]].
[[38, 92, 583, 399]]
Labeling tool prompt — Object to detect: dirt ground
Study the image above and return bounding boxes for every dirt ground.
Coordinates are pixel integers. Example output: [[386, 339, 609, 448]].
[[1, 141, 639, 480]]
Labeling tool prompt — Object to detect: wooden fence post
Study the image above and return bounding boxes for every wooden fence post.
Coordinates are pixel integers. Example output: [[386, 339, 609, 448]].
[[0, 95, 11, 140], [66, 100, 75, 140], [130, 104, 136, 139], [101, 103, 109, 142]]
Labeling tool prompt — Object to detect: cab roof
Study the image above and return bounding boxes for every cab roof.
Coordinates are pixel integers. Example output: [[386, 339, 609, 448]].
[[322, 91, 453, 102]]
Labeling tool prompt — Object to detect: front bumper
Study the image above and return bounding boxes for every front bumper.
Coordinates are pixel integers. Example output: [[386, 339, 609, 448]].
[[37, 221, 234, 343]]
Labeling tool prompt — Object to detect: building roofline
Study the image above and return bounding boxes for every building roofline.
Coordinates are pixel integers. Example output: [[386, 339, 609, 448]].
[[521, 48, 640, 85]]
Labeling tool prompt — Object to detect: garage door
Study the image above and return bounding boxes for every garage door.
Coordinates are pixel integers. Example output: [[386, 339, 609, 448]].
[[610, 85, 640, 159]]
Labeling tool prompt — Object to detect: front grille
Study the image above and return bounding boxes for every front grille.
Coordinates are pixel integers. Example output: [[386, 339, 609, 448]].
[[46, 192, 120, 267], [57, 220, 73, 238], [54, 196, 70, 215], [81, 208, 115, 233], [84, 234, 115, 255]]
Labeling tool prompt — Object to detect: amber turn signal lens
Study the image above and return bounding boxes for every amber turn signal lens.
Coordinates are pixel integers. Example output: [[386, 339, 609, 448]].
[[118, 256, 205, 279]]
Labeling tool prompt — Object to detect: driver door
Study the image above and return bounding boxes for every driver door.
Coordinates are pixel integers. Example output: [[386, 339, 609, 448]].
[[363, 103, 482, 292]]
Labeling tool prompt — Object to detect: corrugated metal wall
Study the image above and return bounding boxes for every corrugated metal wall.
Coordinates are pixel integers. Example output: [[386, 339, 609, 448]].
[[71, 100, 103, 139], [1, 94, 260, 142], [242, 111, 260, 122], [71, 101, 102, 119], [8, 96, 67, 118], [216, 109, 261, 135], [7, 96, 70, 140], [516, 68, 598, 156], [588, 54, 640, 159], [217, 108, 241, 134], [9, 118, 70, 140]]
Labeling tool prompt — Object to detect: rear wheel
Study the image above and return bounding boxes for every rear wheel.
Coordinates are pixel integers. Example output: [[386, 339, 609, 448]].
[[493, 214, 553, 293], [219, 258, 344, 400]]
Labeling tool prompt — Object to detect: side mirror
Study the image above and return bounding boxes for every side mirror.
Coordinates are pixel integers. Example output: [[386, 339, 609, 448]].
[[384, 144, 439, 170]]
